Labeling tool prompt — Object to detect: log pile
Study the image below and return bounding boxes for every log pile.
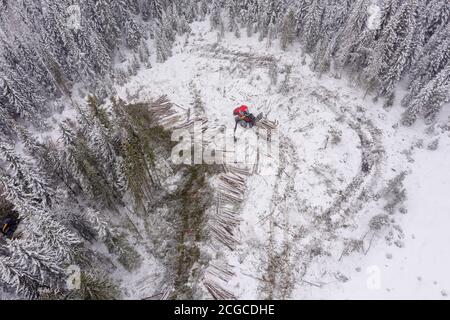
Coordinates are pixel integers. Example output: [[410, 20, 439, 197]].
[[204, 280, 236, 300], [148, 95, 189, 129], [209, 169, 246, 249], [201, 143, 253, 299], [160, 286, 174, 300], [203, 262, 236, 300], [256, 117, 279, 143]]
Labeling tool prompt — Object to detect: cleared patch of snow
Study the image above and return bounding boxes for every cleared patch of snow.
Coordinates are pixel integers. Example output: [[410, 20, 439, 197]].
[[116, 20, 450, 299]]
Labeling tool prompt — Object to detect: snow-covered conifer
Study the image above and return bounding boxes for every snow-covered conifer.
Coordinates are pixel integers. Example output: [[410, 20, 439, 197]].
[[335, 0, 370, 69], [402, 64, 450, 126], [84, 208, 110, 241], [210, 0, 223, 30], [125, 19, 142, 50], [375, 2, 418, 96], [0, 139, 54, 208]]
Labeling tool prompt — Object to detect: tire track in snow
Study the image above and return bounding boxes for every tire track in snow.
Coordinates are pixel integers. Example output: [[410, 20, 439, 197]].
[[258, 87, 386, 298], [309, 87, 385, 230], [261, 135, 300, 299]]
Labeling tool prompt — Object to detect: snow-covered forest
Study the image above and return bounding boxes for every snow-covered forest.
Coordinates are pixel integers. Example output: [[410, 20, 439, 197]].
[[0, 0, 449, 300]]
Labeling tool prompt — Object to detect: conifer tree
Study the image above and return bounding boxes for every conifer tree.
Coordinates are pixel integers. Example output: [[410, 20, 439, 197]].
[[334, 0, 370, 70], [302, 0, 325, 53], [402, 64, 450, 126]]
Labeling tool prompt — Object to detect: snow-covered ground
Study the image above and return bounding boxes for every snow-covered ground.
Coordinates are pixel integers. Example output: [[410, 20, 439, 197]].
[[116, 21, 450, 300]]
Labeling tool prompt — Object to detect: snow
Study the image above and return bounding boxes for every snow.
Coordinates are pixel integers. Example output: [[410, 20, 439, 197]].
[[300, 139, 450, 299], [116, 20, 450, 299]]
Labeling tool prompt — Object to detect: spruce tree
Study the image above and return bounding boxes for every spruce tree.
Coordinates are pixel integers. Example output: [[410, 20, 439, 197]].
[[302, 0, 324, 53], [402, 64, 450, 126]]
